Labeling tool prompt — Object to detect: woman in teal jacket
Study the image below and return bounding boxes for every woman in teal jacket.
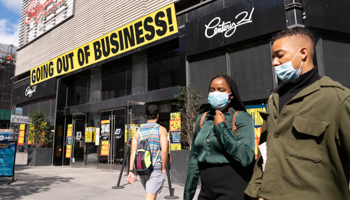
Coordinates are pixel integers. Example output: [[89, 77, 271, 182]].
[[184, 74, 255, 200]]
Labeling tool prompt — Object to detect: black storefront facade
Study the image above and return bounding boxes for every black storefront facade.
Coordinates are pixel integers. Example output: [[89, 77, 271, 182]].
[[13, 0, 349, 174]]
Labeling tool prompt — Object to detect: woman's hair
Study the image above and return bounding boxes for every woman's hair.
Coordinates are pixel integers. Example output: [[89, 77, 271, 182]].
[[146, 104, 159, 119], [209, 74, 246, 111]]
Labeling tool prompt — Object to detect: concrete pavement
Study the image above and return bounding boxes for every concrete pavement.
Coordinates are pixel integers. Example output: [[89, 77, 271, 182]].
[[0, 165, 200, 200]]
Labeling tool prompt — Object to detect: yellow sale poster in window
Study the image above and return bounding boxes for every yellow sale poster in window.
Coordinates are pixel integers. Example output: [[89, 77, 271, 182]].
[[100, 141, 109, 156], [65, 145, 71, 158]]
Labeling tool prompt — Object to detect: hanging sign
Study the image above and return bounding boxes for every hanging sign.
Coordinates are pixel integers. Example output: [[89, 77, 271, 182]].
[[10, 115, 30, 124], [30, 3, 178, 85], [20, 0, 75, 47]]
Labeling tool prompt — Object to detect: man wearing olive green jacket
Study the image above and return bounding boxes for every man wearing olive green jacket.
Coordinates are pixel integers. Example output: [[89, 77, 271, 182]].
[[245, 27, 350, 200]]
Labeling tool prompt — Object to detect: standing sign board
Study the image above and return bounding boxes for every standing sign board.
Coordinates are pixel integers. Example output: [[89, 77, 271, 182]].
[[0, 129, 17, 183], [169, 112, 181, 150]]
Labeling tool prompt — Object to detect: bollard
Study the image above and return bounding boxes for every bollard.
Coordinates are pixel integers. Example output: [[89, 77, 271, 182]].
[[164, 161, 179, 199], [112, 150, 129, 189]]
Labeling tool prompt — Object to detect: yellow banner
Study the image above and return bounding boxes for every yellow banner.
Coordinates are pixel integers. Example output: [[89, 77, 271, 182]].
[[30, 3, 178, 85]]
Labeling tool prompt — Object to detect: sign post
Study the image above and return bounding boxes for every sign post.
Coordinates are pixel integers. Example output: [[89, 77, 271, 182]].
[[0, 129, 17, 184]]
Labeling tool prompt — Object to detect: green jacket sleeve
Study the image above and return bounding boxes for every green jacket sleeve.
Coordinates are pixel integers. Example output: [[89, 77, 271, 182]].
[[245, 108, 270, 198], [339, 95, 350, 183], [183, 114, 202, 200], [213, 111, 255, 167], [245, 149, 264, 197]]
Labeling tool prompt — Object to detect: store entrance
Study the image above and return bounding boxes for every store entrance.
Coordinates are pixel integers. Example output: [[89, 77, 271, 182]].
[[98, 109, 125, 170], [71, 114, 86, 168]]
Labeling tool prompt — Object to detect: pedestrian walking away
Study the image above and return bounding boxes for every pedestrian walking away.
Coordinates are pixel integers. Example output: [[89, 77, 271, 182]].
[[127, 104, 168, 200]]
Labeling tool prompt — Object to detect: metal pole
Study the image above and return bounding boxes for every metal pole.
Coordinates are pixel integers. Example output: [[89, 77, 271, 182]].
[[112, 149, 129, 189], [164, 160, 179, 199], [127, 107, 132, 175]]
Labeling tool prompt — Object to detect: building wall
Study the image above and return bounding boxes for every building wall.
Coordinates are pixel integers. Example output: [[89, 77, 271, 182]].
[[16, 0, 175, 76]]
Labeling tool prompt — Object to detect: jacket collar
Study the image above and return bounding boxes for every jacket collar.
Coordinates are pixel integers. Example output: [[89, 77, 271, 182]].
[[273, 76, 344, 105]]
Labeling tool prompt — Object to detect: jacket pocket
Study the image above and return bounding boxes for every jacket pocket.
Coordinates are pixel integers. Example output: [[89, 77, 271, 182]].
[[285, 115, 330, 162]]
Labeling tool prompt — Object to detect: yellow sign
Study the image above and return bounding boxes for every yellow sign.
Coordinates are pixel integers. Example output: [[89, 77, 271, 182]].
[[85, 127, 93, 143], [67, 124, 72, 137], [170, 144, 181, 151], [125, 124, 140, 142], [100, 120, 110, 124], [170, 120, 181, 131], [30, 3, 178, 85], [66, 145, 71, 158], [170, 112, 181, 120], [18, 124, 26, 145], [246, 107, 267, 127], [100, 141, 109, 156]]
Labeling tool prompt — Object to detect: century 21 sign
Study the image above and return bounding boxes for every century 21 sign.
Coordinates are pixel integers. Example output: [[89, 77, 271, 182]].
[[30, 3, 178, 85]]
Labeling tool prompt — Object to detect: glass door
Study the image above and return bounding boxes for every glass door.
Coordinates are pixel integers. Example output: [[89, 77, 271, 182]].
[[112, 109, 126, 165], [98, 109, 125, 170], [71, 114, 86, 168]]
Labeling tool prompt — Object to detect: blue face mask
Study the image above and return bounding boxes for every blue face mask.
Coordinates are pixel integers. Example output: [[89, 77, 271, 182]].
[[208, 91, 231, 111], [274, 49, 304, 83]]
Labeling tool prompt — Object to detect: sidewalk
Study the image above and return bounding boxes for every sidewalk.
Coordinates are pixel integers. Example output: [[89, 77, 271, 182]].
[[0, 165, 200, 200]]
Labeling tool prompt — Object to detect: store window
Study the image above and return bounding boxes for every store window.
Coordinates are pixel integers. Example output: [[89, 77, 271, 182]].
[[322, 39, 350, 88], [148, 39, 180, 91], [188, 51, 227, 104], [229, 42, 273, 101], [101, 56, 132, 100], [67, 70, 90, 106], [19, 97, 56, 125]]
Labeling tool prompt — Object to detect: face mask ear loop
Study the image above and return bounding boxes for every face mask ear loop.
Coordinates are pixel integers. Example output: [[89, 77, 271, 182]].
[[298, 60, 304, 70], [291, 48, 302, 62]]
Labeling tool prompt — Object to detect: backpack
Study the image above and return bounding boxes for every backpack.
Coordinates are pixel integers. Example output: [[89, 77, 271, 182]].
[[134, 124, 160, 175]]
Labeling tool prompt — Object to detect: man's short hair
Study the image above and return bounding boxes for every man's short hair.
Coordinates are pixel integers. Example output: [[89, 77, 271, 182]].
[[146, 104, 159, 119], [271, 27, 315, 46]]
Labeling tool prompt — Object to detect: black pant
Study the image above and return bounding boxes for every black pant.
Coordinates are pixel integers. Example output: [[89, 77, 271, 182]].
[[198, 163, 250, 200]]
